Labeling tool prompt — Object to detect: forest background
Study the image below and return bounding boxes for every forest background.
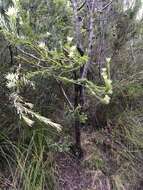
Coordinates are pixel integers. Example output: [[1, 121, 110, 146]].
[[0, 0, 143, 189]]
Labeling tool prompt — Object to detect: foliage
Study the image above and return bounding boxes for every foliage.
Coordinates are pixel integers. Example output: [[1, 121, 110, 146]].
[[0, 0, 113, 131], [0, 0, 143, 189], [0, 128, 58, 190]]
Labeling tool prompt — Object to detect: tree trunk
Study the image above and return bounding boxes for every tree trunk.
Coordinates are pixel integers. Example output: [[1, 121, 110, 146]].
[[73, 70, 83, 158]]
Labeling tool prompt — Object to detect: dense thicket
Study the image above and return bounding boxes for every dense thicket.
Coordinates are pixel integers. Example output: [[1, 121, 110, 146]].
[[0, 0, 143, 189]]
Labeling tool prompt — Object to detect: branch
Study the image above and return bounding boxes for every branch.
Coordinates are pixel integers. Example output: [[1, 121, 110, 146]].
[[17, 47, 45, 62], [98, 1, 112, 13], [17, 47, 60, 66], [56, 79, 74, 110], [77, 1, 86, 11]]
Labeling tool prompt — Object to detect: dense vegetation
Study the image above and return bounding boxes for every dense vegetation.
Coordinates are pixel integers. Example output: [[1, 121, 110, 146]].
[[0, 0, 143, 189]]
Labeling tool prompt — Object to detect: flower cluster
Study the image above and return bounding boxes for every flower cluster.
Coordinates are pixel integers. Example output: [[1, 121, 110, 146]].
[[100, 58, 113, 104], [67, 36, 73, 43], [6, 6, 18, 18], [102, 94, 111, 104], [69, 45, 76, 58], [38, 41, 46, 49], [101, 68, 113, 95], [5, 73, 19, 89]]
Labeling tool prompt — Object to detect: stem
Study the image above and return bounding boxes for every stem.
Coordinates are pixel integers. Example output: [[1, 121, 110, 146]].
[[9, 45, 13, 65], [71, 0, 84, 155], [74, 71, 82, 150]]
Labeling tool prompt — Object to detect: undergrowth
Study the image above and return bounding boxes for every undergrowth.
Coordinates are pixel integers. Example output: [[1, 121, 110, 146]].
[[0, 127, 66, 190], [0, 69, 143, 189], [83, 69, 143, 190]]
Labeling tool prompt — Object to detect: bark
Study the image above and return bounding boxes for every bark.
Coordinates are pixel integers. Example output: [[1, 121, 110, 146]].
[[82, 0, 96, 79], [8, 45, 13, 66], [71, 0, 84, 156]]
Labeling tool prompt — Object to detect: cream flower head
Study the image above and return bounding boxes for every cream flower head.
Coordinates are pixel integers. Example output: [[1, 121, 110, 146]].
[[6, 7, 18, 18], [106, 58, 111, 63], [103, 95, 111, 104], [67, 36, 73, 43], [69, 45, 76, 57], [38, 41, 46, 49]]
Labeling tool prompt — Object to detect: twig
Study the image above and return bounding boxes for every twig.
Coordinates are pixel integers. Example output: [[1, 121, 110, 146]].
[[77, 1, 86, 11], [17, 47, 62, 66], [17, 47, 45, 62], [98, 1, 112, 13], [56, 79, 74, 110]]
